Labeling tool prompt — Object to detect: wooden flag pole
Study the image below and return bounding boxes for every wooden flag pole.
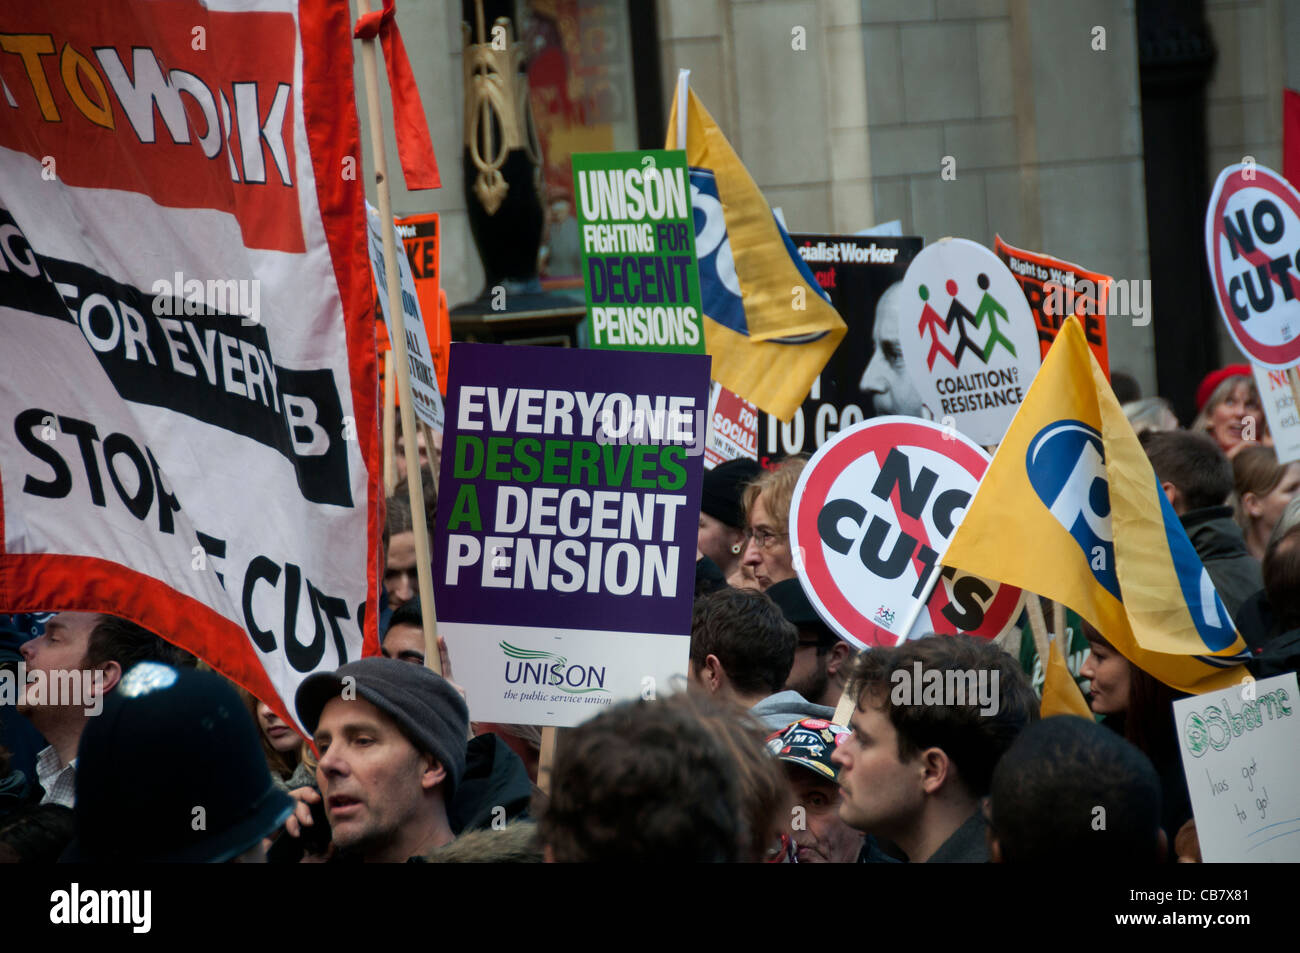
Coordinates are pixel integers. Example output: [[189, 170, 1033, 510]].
[[831, 663, 859, 728], [1051, 598, 1066, 650], [382, 351, 397, 498], [992, 601, 1024, 652], [831, 562, 945, 726], [416, 419, 438, 493], [538, 725, 560, 795], [1025, 594, 1051, 670], [356, 0, 441, 676]]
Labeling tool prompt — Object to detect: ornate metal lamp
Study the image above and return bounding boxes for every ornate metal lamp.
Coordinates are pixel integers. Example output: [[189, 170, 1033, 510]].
[[452, 0, 583, 341]]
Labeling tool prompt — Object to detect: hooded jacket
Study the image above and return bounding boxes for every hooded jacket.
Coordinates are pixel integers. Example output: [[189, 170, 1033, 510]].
[[420, 820, 543, 863], [1234, 589, 1276, 656], [1180, 506, 1262, 619], [749, 690, 836, 732], [448, 732, 533, 835]]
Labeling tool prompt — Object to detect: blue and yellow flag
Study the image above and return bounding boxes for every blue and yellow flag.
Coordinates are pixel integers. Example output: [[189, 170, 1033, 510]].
[[944, 317, 1251, 694], [665, 73, 845, 421]]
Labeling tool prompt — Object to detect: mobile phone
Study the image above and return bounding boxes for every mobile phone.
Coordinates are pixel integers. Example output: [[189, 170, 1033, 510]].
[[266, 793, 331, 863]]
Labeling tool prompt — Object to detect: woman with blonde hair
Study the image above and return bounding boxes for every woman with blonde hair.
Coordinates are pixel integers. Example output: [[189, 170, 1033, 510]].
[[741, 455, 807, 590], [1191, 365, 1266, 457], [1233, 445, 1300, 562], [238, 687, 309, 789]]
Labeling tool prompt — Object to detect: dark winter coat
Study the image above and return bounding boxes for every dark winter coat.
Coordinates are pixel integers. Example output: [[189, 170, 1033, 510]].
[[1180, 506, 1262, 619]]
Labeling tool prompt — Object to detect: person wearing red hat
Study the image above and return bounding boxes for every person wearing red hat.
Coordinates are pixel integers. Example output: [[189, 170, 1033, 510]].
[[1192, 365, 1266, 457]]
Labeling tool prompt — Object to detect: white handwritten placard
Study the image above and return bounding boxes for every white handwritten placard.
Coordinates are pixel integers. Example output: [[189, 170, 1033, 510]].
[[1175, 671, 1300, 862]]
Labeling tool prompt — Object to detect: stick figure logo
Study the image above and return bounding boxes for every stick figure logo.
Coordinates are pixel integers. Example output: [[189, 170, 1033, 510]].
[[918, 274, 1019, 369], [973, 272, 1017, 360]]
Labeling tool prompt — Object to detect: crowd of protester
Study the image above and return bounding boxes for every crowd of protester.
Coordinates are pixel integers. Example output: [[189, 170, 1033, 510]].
[[0, 364, 1297, 864]]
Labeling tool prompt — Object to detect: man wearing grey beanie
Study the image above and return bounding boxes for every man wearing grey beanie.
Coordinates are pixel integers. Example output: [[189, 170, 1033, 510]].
[[290, 657, 470, 862]]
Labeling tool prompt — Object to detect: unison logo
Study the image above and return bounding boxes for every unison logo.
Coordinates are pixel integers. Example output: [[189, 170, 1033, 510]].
[[500, 641, 610, 695]]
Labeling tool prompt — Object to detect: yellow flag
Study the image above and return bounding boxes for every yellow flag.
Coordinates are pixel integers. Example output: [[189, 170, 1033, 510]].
[[665, 73, 844, 421], [1040, 636, 1093, 719], [944, 316, 1250, 694]]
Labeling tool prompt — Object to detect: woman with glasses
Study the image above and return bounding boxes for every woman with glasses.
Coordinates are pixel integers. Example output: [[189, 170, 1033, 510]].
[[740, 456, 808, 590]]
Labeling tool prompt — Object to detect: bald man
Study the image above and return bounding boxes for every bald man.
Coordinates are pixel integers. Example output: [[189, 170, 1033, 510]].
[[859, 282, 926, 418]]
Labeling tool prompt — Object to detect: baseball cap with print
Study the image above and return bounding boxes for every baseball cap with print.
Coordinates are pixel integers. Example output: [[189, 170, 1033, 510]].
[[764, 718, 851, 782]]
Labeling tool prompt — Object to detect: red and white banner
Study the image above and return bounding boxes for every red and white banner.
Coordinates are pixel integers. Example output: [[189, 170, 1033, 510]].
[[0, 0, 378, 731]]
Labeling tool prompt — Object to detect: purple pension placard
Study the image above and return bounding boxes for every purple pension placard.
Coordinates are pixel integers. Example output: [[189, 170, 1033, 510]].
[[433, 343, 711, 636]]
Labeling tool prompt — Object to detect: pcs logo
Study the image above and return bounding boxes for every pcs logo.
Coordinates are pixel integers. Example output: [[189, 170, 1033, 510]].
[[690, 169, 746, 335], [1026, 421, 1119, 599], [690, 167, 830, 344], [1027, 420, 1239, 654]]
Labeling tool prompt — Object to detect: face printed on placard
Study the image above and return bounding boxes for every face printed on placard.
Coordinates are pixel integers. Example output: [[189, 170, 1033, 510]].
[[758, 235, 923, 460]]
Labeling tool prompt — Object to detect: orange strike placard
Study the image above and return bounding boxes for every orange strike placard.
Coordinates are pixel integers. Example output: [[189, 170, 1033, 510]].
[[395, 212, 448, 393], [995, 235, 1111, 378]]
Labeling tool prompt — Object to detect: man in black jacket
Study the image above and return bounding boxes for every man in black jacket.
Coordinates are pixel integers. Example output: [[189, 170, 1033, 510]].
[[290, 658, 469, 862], [831, 635, 1037, 863]]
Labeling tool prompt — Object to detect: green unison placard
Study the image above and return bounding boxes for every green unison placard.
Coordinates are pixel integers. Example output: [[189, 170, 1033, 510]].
[[572, 149, 705, 354]]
